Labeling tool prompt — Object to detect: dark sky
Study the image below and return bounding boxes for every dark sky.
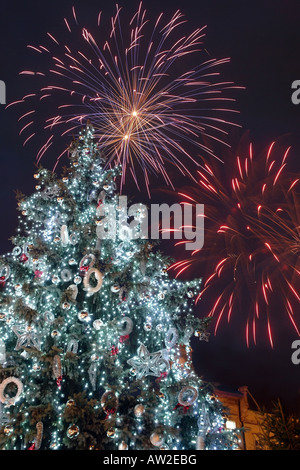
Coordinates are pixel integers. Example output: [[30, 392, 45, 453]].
[[0, 0, 300, 413]]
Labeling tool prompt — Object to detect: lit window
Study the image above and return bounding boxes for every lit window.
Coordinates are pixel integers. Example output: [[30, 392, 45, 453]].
[[226, 420, 236, 430]]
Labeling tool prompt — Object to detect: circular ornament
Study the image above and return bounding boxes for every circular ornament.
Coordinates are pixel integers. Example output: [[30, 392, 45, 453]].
[[165, 328, 178, 349], [51, 330, 60, 338], [67, 339, 79, 354], [93, 319, 103, 330], [66, 399, 76, 407], [52, 275, 60, 285], [0, 376, 23, 406], [101, 390, 119, 415], [62, 302, 71, 310], [134, 404, 145, 417], [79, 254, 95, 272], [144, 323, 152, 332], [178, 386, 198, 407], [0, 265, 10, 281], [4, 424, 14, 436], [69, 233, 79, 246], [107, 428, 115, 438], [67, 424, 79, 439], [150, 432, 164, 447], [61, 269, 72, 282], [78, 310, 90, 322], [111, 284, 120, 293], [118, 317, 133, 336], [83, 268, 103, 294], [73, 275, 82, 285]]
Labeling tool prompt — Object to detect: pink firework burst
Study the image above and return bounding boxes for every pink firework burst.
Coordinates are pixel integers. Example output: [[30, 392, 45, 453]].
[[7, 3, 241, 195]]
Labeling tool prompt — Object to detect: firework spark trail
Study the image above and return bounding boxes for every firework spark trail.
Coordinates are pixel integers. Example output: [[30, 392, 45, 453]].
[[169, 138, 300, 347], [7, 2, 241, 194]]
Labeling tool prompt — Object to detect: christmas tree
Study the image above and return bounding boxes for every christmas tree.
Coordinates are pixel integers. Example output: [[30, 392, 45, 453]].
[[0, 123, 240, 450]]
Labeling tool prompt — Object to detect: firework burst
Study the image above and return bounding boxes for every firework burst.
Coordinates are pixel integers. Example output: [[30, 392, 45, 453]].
[[7, 3, 241, 194], [171, 136, 300, 347]]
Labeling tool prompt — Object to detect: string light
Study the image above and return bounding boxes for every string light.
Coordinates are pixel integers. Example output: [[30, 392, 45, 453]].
[[0, 123, 240, 450]]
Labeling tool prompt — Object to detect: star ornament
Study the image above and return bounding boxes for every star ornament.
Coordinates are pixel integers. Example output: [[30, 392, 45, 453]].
[[12, 325, 41, 351], [195, 330, 210, 342], [127, 344, 170, 380]]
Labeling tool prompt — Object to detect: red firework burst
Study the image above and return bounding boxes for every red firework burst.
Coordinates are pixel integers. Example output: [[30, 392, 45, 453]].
[[171, 135, 300, 347]]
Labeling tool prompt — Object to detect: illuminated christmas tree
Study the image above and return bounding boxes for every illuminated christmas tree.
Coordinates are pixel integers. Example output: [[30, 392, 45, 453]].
[[0, 123, 240, 450]]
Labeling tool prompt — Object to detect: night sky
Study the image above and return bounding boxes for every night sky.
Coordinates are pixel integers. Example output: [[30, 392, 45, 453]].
[[0, 0, 300, 413]]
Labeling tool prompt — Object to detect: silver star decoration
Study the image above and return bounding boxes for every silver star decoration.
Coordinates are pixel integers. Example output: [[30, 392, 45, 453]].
[[44, 211, 63, 235], [127, 344, 170, 379], [198, 331, 210, 342], [12, 326, 41, 351], [41, 186, 60, 200]]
